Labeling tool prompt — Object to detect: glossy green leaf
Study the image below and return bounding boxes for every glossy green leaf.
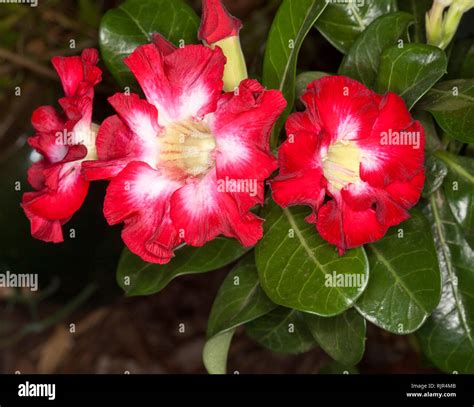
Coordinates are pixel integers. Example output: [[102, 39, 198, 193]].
[[246, 307, 316, 354], [262, 0, 328, 148], [418, 79, 474, 143], [116, 238, 248, 296], [255, 203, 369, 316], [356, 210, 441, 334], [203, 255, 277, 373], [435, 150, 474, 248], [319, 361, 359, 374], [207, 254, 277, 338], [339, 12, 414, 86], [305, 308, 366, 365], [398, 0, 432, 43], [202, 330, 235, 375], [295, 71, 330, 99], [417, 190, 474, 373], [315, 0, 396, 54], [376, 44, 448, 110], [422, 155, 448, 198], [100, 0, 199, 87]]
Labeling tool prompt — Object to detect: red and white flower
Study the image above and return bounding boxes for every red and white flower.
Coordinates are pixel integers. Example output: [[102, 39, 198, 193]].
[[22, 49, 102, 243], [271, 76, 425, 254], [83, 43, 286, 264]]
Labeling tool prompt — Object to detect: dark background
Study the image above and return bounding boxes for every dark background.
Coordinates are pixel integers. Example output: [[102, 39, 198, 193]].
[[0, 0, 471, 374]]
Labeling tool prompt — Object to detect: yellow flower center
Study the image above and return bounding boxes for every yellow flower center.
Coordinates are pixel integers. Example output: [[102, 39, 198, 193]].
[[158, 119, 216, 179], [322, 140, 361, 190]]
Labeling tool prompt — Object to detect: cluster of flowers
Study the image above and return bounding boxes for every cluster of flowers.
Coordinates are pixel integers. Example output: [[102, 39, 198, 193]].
[[22, 0, 425, 263]]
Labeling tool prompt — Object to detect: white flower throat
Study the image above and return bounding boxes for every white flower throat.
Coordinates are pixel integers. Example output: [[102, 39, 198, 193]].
[[322, 140, 362, 190], [158, 119, 216, 178]]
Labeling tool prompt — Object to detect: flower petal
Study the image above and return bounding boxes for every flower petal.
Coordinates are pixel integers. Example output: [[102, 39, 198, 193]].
[[210, 80, 284, 211], [27, 161, 47, 190], [316, 199, 387, 254], [124, 44, 225, 125], [22, 162, 89, 221], [82, 114, 147, 181], [108, 93, 160, 152], [305, 76, 379, 144], [277, 131, 321, 174], [358, 93, 425, 187], [212, 79, 286, 149], [316, 200, 345, 254], [170, 170, 262, 247], [385, 172, 425, 208], [52, 48, 101, 98], [341, 181, 409, 227], [22, 206, 66, 243], [103, 161, 182, 264], [271, 169, 326, 210], [151, 32, 177, 55], [285, 111, 321, 139], [339, 203, 387, 250], [30, 106, 68, 163]]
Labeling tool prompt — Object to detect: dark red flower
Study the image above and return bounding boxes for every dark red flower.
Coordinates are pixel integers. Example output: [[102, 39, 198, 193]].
[[22, 49, 102, 242], [83, 43, 286, 264], [271, 76, 425, 254]]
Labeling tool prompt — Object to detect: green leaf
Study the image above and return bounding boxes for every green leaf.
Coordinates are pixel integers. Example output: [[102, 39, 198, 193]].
[[100, 0, 199, 87], [202, 330, 235, 375], [417, 190, 474, 373], [295, 71, 330, 99], [315, 0, 396, 54], [422, 155, 448, 198], [339, 12, 414, 86], [305, 308, 366, 365], [246, 307, 316, 354], [262, 0, 328, 148], [207, 254, 277, 338], [255, 203, 369, 316], [418, 79, 474, 143], [116, 238, 248, 296], [319, 361, 359, 374], [203, 255, 277, 373], [398, 0, 432, 43], [356, 210, 442, 334], [435, 150, 474, 248], [376, 44, 448, 110]]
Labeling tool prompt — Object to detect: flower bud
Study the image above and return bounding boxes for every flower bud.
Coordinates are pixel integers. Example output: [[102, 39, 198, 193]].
[[199, 0, 247, 92], [426, 0, 474, 49]]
